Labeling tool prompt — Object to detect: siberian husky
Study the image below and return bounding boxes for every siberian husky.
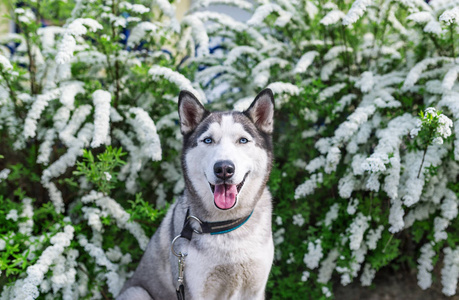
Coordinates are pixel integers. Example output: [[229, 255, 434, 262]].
[[117, 89, 275, 300]]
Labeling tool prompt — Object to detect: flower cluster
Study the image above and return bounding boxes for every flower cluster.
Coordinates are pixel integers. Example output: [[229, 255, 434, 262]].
[[410, 107, 454, 145]]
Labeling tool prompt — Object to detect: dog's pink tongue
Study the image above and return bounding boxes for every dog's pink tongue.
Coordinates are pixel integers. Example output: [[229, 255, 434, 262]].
[[214, 184, 237, 209]]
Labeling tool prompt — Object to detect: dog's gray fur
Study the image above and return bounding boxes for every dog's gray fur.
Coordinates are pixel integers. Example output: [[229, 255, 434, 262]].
[[117, 89, 275, 300]]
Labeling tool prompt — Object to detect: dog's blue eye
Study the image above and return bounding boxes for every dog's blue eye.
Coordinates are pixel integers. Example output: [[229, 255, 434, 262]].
[[203, 138, 213, 144], [239, 138, 248, 144]]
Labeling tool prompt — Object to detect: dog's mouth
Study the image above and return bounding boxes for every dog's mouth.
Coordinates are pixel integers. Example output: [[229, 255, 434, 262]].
[[209, 172, 249, 210]]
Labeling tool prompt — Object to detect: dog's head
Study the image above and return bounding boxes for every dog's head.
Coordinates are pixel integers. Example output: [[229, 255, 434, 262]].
[[178, 89, 274, 218]]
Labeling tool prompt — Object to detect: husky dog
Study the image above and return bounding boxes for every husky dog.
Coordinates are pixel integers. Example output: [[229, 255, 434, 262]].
[[117, 89, 275, 300]]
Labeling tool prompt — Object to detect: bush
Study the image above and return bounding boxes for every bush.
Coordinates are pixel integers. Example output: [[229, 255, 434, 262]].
[[1, 0, 459, 299]]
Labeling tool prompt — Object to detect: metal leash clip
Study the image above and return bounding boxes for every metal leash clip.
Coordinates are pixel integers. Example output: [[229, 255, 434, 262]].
[[177, 254, 185, 287], [171, 235, 187, 300]]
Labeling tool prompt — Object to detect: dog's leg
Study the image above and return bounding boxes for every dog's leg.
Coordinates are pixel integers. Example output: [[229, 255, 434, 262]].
[[116, 286, 153, 300]]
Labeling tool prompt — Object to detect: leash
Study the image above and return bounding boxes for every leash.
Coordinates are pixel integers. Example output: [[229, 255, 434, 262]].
[[171, 209, 253, 300]]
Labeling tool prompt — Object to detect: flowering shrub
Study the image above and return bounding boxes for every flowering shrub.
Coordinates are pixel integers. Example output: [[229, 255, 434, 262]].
[[186, 0, 459, 298], [1, 0, 459, 299], [0, 0, 204, 298]]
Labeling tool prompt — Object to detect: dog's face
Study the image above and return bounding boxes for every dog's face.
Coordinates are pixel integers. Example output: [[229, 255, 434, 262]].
[[178, 90, 274, 217]]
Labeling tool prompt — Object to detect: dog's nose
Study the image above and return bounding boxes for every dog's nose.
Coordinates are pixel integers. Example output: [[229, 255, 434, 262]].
[[214, 160, 235, 180]]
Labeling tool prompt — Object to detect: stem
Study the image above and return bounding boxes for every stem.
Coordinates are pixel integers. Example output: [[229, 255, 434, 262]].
[[112, 0, 120, 108], [376, 6, 391, 65], [417, 144, 428, 179], [450, 24, 456, 58], [24, 31, 39, 95], [36, 0, 41, 27], [382, 234, 394, 253], [0, 69, 18, 106], [339, 25, 351, 77]]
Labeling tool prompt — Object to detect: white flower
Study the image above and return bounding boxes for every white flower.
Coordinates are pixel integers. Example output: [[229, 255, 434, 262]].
[[273, 228, 285, 245], [127, 22, 157, 47], [60, 81, 84, 110], [128, 107, 162, 161], [417, 242, 435, 290], [320, 10, 345, 26], [224, 46, 260, 66], [44, 182, 65, 214], [362, 154, 389, 173], [18, 198, 34, 236], [348, 213, 370, 250], [153, 0, 179, 31], [441, 247, 459, 296], [434, 216, 449, 242], [15, 8, 36, 24], [286, 252, 295, 264], [321, 286, 332, 298], [424, 20, 443, 35], [0, 168, 11, 183], [317, 249, 339, 284], [24, 89, 61, 139], [6, 209, 18, 221], [338, 173, 356, 199], [120, 2, 150, 14], [366, 225, 384, 250], [402, 57, 454, 90], [56, 34, 78, 64], [247, 4, 288, 26], [388, 198, 404, 233], [303, 239, 323, 269], [442, 66, 459, 90], [360, 263, 376, 286], [82, 206, 103, 232], [266, 82, 300, 96], [295, 173, 323, 199], [182, 15, 209, 57], [292, 214, 305, 227], [91, 90, 111, 148], [306, 156, 325, 173], [323, 203, 340, 227], [56, 19, 103, 64], [319, 83, 347, 101], [0, 54, 13, 71], [325, 146, 341, 174], [433, 137, 444, 144], [81, 190, 149, 250], [294, 51, 319, 74], [324, 46, 353, 61], [441, 190, 458, 220], [347, 198, 359, 215], [37, 129, 55, 165], [301, 271, 310, 282], [59, 105, 92, 146], [321, 59, 341, 80], [104, 172, 112, 181], [410, 119, 422, 138], [42, 123, 94, 184], [439, 7, 459, 25], [53, 106, 71, 131], [355, 71, 374, 93], [437, 114, 453, 139], [12, 226, 74, 300], [342, 0, 372, 26], [149, 66, 205, 102], [407, 11, 433, 23]]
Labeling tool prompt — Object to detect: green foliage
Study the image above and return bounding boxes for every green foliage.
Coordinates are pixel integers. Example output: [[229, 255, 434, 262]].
[[74, 146, 126, 195]]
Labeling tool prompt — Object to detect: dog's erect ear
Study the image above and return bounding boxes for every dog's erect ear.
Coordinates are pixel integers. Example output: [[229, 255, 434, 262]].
[[178, 91, 208, 135], [244, 89, 275, 134]]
